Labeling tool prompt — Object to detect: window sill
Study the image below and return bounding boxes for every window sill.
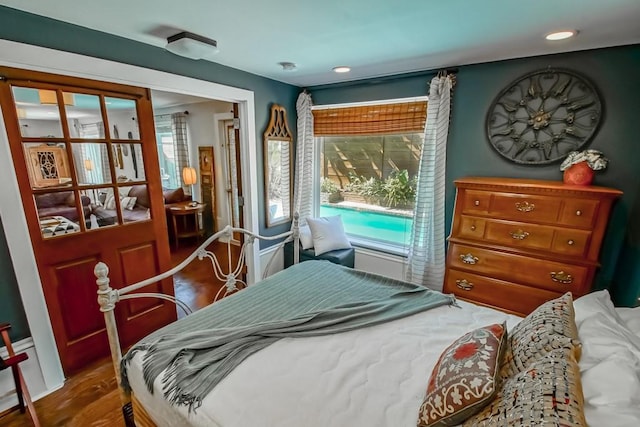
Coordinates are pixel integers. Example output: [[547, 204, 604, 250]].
[[347, 235, 409, 258]]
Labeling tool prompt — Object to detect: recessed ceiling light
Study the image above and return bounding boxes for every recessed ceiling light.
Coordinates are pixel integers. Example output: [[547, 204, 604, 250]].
[[545, 30, 577, 41], [333, 66, 351, 73], [279, 62, 297, 71]]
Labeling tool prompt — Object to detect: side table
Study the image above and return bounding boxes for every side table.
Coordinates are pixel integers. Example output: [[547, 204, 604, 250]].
[[167, 202, 206, 248]]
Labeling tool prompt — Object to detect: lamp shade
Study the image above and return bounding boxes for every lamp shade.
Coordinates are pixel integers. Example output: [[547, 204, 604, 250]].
[[166, 31, 218, 60], [182, 166, 197, 185], [84, 158, 94, 171]]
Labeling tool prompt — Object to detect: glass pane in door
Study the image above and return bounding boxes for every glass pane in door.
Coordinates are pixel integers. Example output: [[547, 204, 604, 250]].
[[113, 143, 146, 183], [34, 190, 86, 238], [64, 93, 104, 139], [105, 97, 139, 140], [71, 142, 112, 185], [11, 87, 64, 138], [22, 142, 72, 189]]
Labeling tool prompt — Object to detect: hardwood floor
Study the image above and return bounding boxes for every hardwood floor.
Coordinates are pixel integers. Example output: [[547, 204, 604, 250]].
[[3, 240, 234, 427]]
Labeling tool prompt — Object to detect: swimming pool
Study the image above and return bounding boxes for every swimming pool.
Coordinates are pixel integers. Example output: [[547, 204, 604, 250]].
[[320, 205, 413, 246]]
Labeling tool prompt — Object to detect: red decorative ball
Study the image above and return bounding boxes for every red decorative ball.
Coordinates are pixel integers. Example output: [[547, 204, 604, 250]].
[[563, 161, 594, 185]]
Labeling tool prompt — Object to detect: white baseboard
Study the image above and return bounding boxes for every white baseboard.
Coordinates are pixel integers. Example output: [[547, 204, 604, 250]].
[[0, 337, 62, 411], [259, 244, 284, 278]]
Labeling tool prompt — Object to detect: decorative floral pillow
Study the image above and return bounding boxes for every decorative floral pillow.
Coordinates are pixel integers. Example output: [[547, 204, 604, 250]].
[[464, 348, 587, 426], [501, 292, 581, 378], [417, 323, 507, 427]]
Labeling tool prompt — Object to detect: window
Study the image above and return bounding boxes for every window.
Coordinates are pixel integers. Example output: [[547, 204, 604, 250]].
[[313, 98, 427, 253], [154, 115, 179, 188]]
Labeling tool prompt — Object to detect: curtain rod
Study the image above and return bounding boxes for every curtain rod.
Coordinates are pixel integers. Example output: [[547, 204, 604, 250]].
[[312, 96, 428, 111], [154, 111, 189, 118], [307, 68, 459, 91]]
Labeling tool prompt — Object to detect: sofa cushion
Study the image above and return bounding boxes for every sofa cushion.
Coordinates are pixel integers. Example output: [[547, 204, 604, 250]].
[[163, 187, 185, 204], [128, 185, 150, 208], [35, 191, 73, 208]]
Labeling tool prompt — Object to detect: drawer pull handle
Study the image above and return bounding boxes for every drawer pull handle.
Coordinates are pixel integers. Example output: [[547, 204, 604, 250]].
[[459, 253, 479, 265], [515, 201, 535, 212], [470, 225, 477, 231], [550, 271, 573, 284], [576, 210, 582, 216], [510, 230, 530, 240], [456, 279, 474, 291], [474, 200, 480, 206], [567, 239, 575, 246]]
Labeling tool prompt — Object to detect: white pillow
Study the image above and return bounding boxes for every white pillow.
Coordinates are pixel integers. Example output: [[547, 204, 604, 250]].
[[574, 290, 640, 426], [104, 195, 116, 210], [616, 307, 640, 337], [121, 196, 137, 210], [306, 215, 351, 256], [298, 225, 314, 250], [573, 289, 624, 326]]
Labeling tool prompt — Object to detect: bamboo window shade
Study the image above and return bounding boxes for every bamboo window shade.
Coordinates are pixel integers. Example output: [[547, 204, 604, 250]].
[[313, 101, 427, 136]]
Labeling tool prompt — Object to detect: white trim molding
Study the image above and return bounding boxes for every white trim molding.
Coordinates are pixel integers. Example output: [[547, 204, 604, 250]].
[[0, 337, 57, 410], [0, 39, 260, 395]]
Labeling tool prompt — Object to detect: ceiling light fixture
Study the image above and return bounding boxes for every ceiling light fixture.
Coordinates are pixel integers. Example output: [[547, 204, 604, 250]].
[[166, 31, 219, 60], [545, 30, 577, 41], [38, 90, 75, 106], [279, 62, 297, 71], [333, 66, 351, 73]]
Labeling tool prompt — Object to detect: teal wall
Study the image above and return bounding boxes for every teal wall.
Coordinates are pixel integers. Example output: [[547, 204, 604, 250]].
[[0, 218, 29, 341], [0, 6, 299, 340], [311, 44, 640, 306]]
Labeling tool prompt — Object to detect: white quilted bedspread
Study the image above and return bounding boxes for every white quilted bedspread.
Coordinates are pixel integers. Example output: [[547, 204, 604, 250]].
[[127, 300, 521, 427]]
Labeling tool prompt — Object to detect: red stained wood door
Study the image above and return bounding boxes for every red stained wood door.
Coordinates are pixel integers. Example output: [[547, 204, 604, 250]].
[[0, 66, 176, 374]]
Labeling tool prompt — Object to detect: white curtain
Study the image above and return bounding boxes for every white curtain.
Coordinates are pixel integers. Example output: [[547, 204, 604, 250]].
[[405, 75, 454, 291], [292, 92, 315, 226], [171, 112, 190, 193]]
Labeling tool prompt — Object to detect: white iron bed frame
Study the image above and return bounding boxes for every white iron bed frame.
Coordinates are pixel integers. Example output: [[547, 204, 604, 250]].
[[94, 215, 299, 425]]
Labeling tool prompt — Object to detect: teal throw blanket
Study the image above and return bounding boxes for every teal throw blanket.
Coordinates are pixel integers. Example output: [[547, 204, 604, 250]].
[[121, 260, 454, 411]]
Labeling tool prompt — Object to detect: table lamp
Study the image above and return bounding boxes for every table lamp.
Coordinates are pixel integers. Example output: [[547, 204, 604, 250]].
[[182, 166, 198, 206]]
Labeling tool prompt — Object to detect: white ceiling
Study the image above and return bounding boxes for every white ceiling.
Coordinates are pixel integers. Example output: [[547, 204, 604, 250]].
[[2, 0, 640, 87]]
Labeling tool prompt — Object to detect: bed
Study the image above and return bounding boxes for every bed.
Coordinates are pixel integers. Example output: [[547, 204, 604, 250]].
[[94, 221, 640, 427]]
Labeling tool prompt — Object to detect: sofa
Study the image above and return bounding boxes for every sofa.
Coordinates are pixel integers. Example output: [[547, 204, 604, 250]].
[[35, 191, 91, 223], [91, 185, 189, 226]]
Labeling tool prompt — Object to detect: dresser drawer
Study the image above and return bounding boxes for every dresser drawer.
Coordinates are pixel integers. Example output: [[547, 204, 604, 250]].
[[558, 199, 599, 229], [448, 243, 589, 294], [457, 216, 486, 240], [484, 219, 555, 251], [482, 219, 590, 257], [444, 269, 562, 316], [551, 228, 591, 257], [460, 190, 491, 214], [489, 193, 561, 223]]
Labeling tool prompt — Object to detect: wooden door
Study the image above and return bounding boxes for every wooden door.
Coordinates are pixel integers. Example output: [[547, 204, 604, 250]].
[[0, 66, 176, 374]]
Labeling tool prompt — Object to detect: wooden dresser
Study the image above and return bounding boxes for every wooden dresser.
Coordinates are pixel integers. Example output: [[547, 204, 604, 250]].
[[443, 177, 622, 316]]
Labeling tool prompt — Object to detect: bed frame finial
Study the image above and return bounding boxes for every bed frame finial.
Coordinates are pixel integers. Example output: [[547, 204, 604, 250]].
[[95, 261, 118, 312]]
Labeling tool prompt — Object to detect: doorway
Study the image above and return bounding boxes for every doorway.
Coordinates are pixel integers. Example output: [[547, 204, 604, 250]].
[[0, 66, 177, 373], [0, 39, 261, 390]]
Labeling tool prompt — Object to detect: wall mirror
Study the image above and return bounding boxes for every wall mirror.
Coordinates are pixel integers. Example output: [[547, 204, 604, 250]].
[[263, 104, 293, 227]]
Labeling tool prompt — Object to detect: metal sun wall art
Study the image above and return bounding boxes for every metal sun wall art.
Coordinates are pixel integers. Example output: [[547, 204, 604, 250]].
[[486, 68, 602, 165]]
